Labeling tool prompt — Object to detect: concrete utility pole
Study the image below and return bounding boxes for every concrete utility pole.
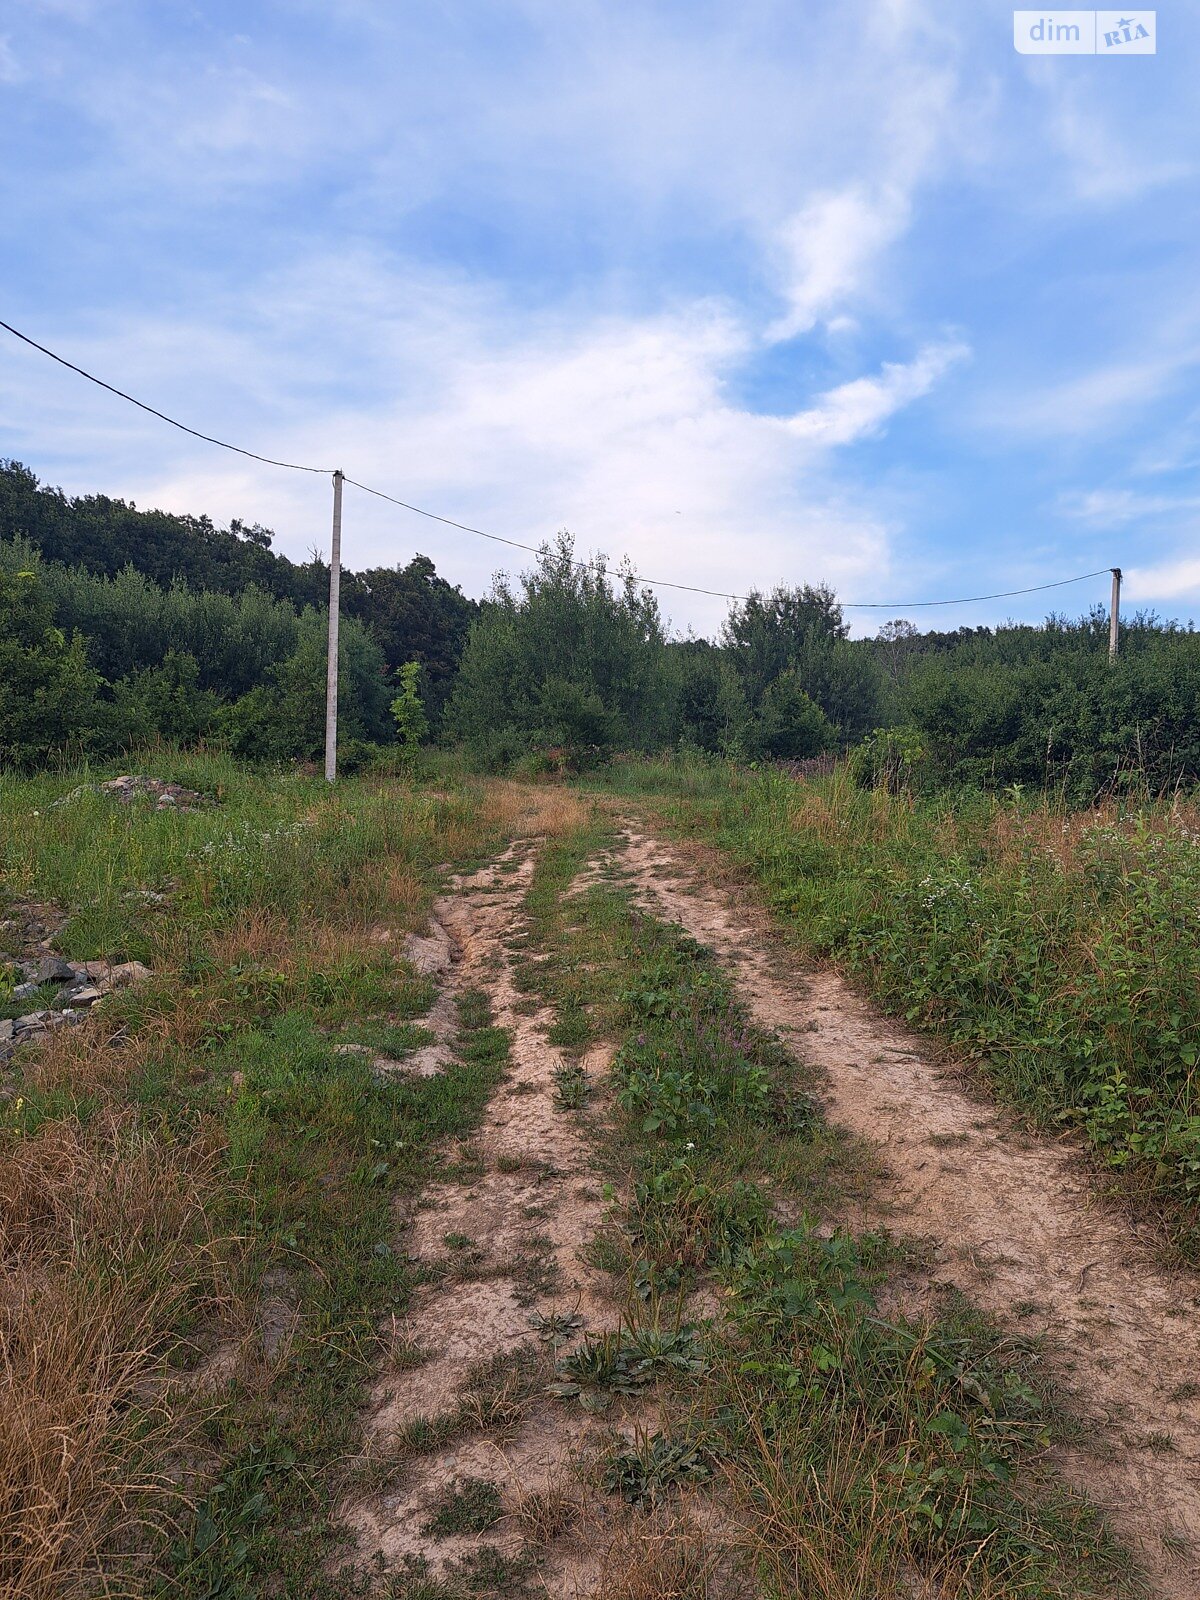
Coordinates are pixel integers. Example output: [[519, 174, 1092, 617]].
[[1109, 566, 1122, 663], [324, 469, 344, 782]]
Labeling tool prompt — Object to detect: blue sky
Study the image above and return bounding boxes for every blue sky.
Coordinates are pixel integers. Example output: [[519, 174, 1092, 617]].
[[2, 1, 1197, 636]]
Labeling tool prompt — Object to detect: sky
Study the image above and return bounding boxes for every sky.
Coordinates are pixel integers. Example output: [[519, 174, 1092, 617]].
[[2, 0, 1198, 638]]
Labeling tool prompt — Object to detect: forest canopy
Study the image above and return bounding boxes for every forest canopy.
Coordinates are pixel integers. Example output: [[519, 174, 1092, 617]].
[[4, 458, 1199, 796]]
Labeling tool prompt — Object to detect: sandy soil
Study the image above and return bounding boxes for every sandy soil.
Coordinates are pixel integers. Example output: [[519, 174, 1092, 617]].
[[617, 823, 1200, 1600]]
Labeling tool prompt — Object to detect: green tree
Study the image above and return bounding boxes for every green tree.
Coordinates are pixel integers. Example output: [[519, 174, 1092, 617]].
[[390, 661, 429, 768], [672, 641, 751, 754], [448, 534, 669, 769], [349, 556, 477, 725], [110, 650, 222, 749], [220, 614, 391, 761], [0, 569, 101, 768], [752, 669, 834, 759], [722, 583, 881, 739]]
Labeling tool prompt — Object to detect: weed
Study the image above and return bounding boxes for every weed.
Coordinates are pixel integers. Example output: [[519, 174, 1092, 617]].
[[547, 1331, 653, 1412], [602, 1428, 714, 1508], [420, 1477, 504, 1537], [553, 1060, 590, 1110], [456, 1346, 544, 1437], [529, 1308, 585, 1345]]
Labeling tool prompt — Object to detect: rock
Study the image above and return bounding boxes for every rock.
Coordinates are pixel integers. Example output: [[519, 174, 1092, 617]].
[[403, 920, 453, 976], [100, 775, 211, 812], [13, 1011, 50, 1033], [0, 1019, 12, 1044], [36, 955, 75, 983], [71, 986, 105, 1006], [12, 982, 38, 1000], [79, 959, 152, 990], [111, 960, 151, 987]]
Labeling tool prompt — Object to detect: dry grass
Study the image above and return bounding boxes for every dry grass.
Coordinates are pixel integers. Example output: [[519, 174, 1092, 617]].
[[719, 1402, 1081, 1600], [590, 1506, 723, 1600], [483, 782, 596, 843], [0, 1112, 234, 1600], [506, 1465, 578, 1545], [0, 762, 542, 1595], [455, 1346, 547, 1439]]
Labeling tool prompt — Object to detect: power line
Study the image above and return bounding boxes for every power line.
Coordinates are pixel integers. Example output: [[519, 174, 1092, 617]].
[[0, 318, 332, 475], [345, 479, 1110, 609], [2, 315, 1113, 612], [839, 570, 1115, 609], [342, 476, 748, 600]]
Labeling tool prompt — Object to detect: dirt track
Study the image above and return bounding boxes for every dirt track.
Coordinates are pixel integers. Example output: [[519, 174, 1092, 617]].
[[344, 808, 1200, 1597], [618, 822, 1200, 1600]]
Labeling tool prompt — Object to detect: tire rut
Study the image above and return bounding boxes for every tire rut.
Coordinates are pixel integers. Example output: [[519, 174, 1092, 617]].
[[342, 835, 621, 1589]]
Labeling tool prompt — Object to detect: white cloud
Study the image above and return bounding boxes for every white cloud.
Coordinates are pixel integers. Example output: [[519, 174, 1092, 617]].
[[782, 341, 969, 446], [1125, 558, 1200, 602], [984, 346, 1200, 440], [1059, 487, 1200, 526], [1047, 83, 1190, 203], [2, 254, 966, 634], [767, 186, 912, 341]]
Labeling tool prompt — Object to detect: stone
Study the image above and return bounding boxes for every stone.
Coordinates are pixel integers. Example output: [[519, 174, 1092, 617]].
[[71, 986, 104, 1006], [79, 959, 152, 990], [13, 1011, 49, 1033], [0, 1019, 12, 1044], [110, 960, 152, 988], [36, 955, 75, 984], [12, 982, 38, 1000], [100, 775, 210, 811]]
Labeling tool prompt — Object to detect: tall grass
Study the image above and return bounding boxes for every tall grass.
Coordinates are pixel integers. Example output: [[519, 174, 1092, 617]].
[[593, 756, 1200, 1240], [0, 749, 529, 1596]]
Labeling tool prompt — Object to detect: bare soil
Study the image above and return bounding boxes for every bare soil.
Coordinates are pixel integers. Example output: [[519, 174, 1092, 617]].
[[617, 822, 1200, 1600]]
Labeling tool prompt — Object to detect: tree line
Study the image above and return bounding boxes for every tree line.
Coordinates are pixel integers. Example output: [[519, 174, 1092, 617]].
[[4, 458, 1200, 796]]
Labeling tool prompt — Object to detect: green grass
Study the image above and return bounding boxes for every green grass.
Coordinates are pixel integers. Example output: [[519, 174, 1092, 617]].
[[157, 985, 514, 1597], [420, 1478, 504, 1537], [0, 749, 525, 1600], [581, 754, 1200, 1247], [0, 748, 499, 965]]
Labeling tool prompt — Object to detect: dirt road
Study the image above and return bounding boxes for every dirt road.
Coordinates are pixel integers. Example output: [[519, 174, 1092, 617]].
[[619, 823, 1200, 1600]]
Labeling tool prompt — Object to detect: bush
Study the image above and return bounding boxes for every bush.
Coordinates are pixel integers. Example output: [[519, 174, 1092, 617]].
[[752, 670, 834, 760], [847, 725, 927, 792]]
